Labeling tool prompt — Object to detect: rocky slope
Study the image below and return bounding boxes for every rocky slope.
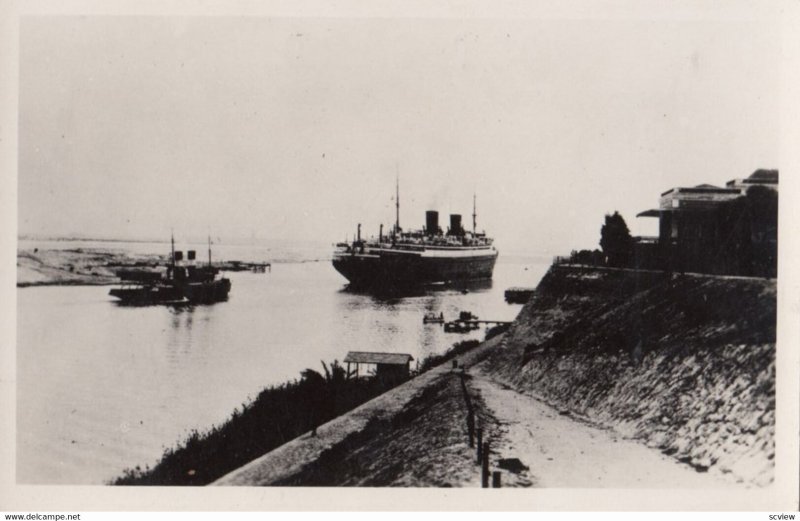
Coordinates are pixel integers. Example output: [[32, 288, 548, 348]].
[[482, 265, 776, 486]]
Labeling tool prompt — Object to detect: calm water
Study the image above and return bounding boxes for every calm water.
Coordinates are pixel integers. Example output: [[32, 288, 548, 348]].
[[17, 241, 550, 484]]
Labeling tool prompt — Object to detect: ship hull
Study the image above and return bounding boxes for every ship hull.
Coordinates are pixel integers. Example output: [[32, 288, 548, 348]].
[[332, 249, 498, 289], [109, 279, 231, 306]]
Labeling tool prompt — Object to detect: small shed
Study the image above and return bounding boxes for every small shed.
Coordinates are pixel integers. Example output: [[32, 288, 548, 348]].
[[343, 351, 414, 381]]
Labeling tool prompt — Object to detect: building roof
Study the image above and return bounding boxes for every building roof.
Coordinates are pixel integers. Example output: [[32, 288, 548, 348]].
[[343, 351, 414, 365], [748, 169, 779, 182], [637, 209, 670, 218]]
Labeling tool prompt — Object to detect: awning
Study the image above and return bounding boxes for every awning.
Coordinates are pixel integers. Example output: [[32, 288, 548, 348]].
[[636, 209, 670, 218]]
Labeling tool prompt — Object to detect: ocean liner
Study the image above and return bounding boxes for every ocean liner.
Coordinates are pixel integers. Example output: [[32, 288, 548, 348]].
[[332, 184, 498, 289]]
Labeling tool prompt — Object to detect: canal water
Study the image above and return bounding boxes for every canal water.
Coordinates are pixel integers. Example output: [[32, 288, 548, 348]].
[[16, 240, 551, 484]]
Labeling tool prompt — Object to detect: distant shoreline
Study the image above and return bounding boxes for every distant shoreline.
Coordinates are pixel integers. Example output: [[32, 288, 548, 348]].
[[16, 248, 163, 288], [17, 280, 119, 288], [15, 247, 320, 288], [19, 235, 170, 244]]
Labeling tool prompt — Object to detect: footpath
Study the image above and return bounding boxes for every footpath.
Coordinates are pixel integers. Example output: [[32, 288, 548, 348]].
[[466, 361, 735, 488]]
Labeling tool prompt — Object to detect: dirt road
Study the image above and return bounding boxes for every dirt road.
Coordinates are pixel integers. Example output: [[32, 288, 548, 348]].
[[467, 362, 739, 488]]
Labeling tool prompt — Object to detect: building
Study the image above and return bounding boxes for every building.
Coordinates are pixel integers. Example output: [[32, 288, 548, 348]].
[[343, 351, 414, 382], [636, 169, 778, 276], [725, 168, 779, 192]]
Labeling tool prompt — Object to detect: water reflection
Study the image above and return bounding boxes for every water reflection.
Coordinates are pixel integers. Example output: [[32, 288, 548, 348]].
[[339, 277, 494, 300]]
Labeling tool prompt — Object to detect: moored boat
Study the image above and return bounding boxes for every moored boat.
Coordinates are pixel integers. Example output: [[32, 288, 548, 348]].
[[423, 312, 445, 324]]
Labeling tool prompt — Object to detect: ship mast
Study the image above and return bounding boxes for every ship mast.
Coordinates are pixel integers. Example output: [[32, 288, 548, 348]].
[[472, 193, 477, 234], [208, 234, 212, 266], [395, 173, 400, 235], [170, 230, 175, 280]]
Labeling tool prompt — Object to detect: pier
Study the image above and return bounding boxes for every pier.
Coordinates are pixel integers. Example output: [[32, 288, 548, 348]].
[[504, 287, 535, 304], [443, 319, 511, 333], [452, 320, 511, 327]]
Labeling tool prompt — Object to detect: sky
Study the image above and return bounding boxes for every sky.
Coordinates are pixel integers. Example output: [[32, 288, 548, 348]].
[[18, 12, 781, 256]]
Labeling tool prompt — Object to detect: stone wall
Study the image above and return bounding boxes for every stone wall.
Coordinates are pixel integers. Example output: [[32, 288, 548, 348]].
[[483, 265, 776, 486]]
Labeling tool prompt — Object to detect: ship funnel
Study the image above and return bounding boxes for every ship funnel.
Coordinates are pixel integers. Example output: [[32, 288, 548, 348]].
[[174, 251, 184, 262], [449, 214, 463, 236], [187, 250, 196, 261], [425, 211, 439, 236]]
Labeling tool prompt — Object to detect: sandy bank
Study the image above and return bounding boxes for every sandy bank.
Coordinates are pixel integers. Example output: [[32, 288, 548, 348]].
[[17, 248, 271, 287], [16, 248, 163, 287]]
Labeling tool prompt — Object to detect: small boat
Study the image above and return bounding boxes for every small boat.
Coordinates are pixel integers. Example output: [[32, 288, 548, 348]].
[[458, 310, 478, 321], [423, 312, 445, 324], [109, 235, 231, 306], [442, 310, 481, 333], [444, 321, 480, 333]]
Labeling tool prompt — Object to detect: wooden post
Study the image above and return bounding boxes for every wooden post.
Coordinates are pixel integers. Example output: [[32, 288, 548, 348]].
[[476, 428, 483, 465], [481, 441, 490, 488], [467, 409, 475, 448], [346, 362, 351, 380], [492, 471, 501, 488]]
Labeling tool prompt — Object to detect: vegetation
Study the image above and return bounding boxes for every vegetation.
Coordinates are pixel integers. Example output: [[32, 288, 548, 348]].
[[599, 211, 634, 268], [417, 339, 481, 373], [566, 249, 604, 266], [112, 360, 401, 486], [114, 337, 490, 486]]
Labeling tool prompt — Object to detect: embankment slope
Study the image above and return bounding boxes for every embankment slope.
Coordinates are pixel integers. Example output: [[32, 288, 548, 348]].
[[482, 265, 776, 486], [214, 337, 503, 486]]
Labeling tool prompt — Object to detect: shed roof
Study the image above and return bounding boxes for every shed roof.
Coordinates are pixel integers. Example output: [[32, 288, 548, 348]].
[[637, 209, 670, 218], [343, 351, 413, 365]]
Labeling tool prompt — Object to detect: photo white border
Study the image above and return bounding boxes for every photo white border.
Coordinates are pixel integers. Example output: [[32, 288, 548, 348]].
[[1, 0, 798, 512]]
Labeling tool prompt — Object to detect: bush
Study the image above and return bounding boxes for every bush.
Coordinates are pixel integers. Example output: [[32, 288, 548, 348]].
[[112, 360, 402, 486], [418, 339, 481, 373], [600, 211, 634, 267]]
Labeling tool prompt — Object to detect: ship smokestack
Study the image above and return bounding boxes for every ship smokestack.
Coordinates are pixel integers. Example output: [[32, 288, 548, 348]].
[[357, 223, 361, 242], [449, 214, 463, 236], [379, 223, 383, 243], [425, 211, 439, 236]]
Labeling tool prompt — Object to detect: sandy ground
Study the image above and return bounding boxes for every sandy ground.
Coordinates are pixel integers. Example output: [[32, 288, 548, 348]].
[[17, 248, 267, 286], [467, 362, 738, 488], [16, 248, 162, 286]]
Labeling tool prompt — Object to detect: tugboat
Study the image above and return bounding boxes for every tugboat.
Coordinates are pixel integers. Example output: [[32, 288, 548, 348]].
[[423, 312, 445, 324], [109, 235, 231, 305], [333, 181, 498, 289]]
